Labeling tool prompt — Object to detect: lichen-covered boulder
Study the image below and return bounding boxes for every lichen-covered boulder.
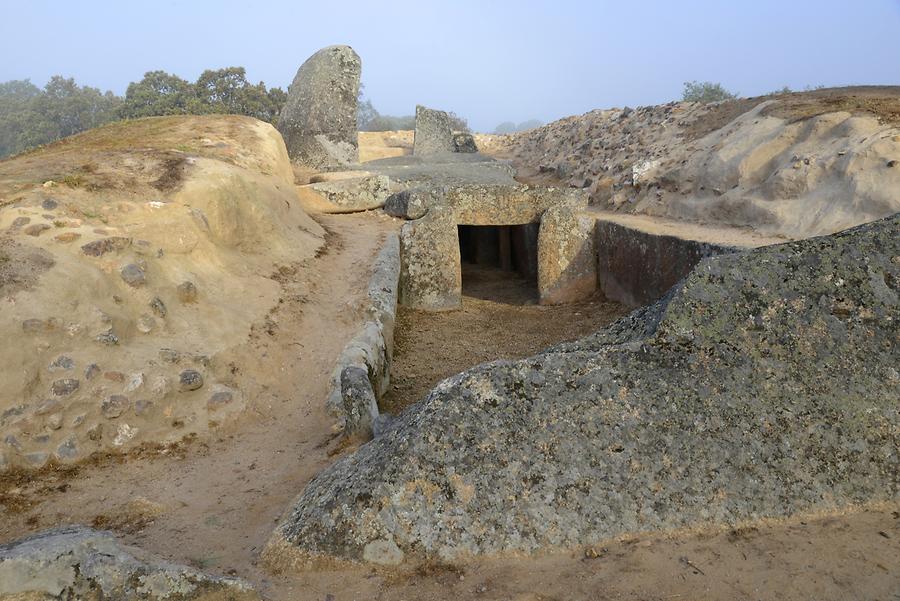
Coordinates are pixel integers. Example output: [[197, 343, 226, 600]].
[[398, 206, 461, 310], [265, 214, 899, 569], [277, 45, 361, 169], [0, 526, 259, 600], [413, 106, 454, 157]]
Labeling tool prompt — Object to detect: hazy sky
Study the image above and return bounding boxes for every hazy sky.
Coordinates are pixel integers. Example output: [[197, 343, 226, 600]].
[[2, 0, 898, 131]]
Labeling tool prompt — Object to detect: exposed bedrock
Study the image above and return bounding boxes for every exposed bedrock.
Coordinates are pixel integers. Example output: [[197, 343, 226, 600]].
[[277, 45, 361, 169], [266, 214, 899, 569]]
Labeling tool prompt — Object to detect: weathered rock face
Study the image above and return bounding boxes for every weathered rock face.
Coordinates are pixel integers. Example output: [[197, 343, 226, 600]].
[[0, 526, 259, 600], [596, 219, 737, 307], [266, 215, 899, 568], [413, 106, 454, 157], [297, 174, 391, 213], [398, 206, 461, 310], [278, 45, 361, 169]]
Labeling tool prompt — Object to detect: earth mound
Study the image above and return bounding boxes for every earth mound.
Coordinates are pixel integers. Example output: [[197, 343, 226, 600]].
[[478, 86, 900, 238], [266, 214, 899, 568], [0, 115, 324, 471]]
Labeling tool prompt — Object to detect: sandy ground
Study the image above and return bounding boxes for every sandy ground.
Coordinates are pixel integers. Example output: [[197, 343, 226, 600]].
[[382, 263, 628, 413]]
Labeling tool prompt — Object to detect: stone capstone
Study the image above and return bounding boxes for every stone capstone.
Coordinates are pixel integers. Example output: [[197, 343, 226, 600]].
[[413, 105, 454, 157], [266, 214, 900, 568], [277, 45, 361, 169], [0, 526, 259, 600]]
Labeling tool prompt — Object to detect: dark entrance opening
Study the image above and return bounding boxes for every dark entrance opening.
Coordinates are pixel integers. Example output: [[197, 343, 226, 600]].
[[457, 224, 539, 304]]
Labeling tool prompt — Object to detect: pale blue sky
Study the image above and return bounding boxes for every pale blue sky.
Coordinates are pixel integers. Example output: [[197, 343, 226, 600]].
[[1, 0, 898, 131]]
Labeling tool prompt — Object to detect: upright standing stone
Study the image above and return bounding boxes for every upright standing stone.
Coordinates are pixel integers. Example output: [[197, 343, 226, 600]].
[[277, 45, 361, 169], [413, 105, 454, 157]]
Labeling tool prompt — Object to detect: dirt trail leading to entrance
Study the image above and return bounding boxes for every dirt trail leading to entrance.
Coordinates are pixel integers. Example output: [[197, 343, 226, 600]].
[[381, 263, 629, 413]]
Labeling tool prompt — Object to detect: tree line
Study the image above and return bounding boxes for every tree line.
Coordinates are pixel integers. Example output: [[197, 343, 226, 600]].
[[0, 69, 476, 159], [0, 67, 288, 159]]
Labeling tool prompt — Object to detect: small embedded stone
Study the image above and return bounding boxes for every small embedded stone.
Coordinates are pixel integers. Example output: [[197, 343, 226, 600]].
[[104, 371, 126, 383], [178, 369, 204, 392], [54, 232, 81, 243], [207, 391, 233, 410], [84, 363, 101, 380], [42, 198, 59, 210], [95, 330, 119, 346], [120, 263, 146, 287], [51, 378, 80, 396], [134, 399, 153, 415], [34, 399, 60, 415], [87, 423, 103, 440], [24, 223, 52, 236], [10, 216, 30, 229], [176, 281, 198, 303], [22, 319, 48, 334], [55, 436, 79, 460], [149, 297, 167, 318], [158, 348, 180, 363], [81, 236, 131, 257], [48, 355, 75, 372], [136, 314, 156, 333], [101, 395, 130, 419], [47, 414, 63, 430], [25, 452, 49, 468]]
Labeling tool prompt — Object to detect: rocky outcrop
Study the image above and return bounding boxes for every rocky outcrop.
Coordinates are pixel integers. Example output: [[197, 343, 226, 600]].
[[413, 106, 454, 157], [297, 174, 391, 214], [266, 214, 899, 569], [0, 526, 259, 600], [278, 45, 361, 169]]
